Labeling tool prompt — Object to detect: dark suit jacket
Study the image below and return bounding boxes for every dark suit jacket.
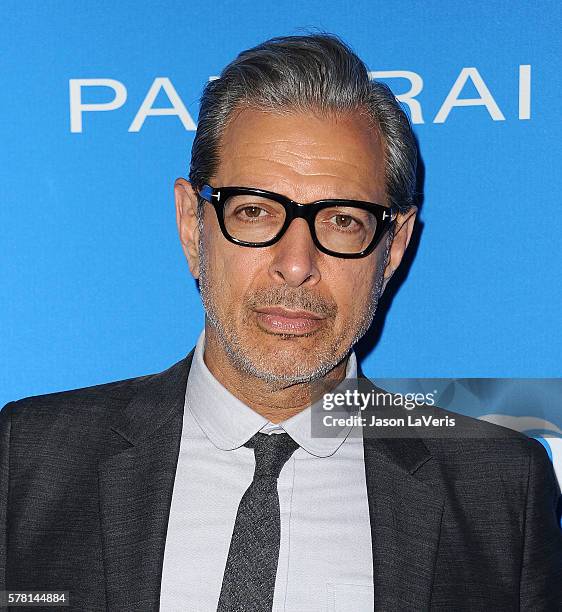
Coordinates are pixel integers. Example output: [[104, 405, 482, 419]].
[[1, 349, 561, 611]]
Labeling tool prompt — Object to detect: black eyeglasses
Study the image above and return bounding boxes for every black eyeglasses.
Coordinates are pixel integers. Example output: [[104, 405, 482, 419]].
[[197, 184, 398, 259]]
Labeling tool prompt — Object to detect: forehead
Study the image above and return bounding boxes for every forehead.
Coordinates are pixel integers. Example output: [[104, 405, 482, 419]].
[[213, 107, 387, 203]]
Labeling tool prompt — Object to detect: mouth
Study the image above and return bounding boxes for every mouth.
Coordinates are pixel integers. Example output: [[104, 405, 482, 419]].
[[253, 306, 327, 336]]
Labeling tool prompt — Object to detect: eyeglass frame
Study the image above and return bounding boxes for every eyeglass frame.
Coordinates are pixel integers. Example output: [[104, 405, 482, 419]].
[[196, 183, 399, 259]]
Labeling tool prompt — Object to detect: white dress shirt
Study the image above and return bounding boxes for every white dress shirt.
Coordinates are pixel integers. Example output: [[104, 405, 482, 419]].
[[159, 330, 374, 611]]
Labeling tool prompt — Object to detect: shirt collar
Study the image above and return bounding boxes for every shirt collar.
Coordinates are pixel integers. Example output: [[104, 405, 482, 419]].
[[186, 329, 358, 458]]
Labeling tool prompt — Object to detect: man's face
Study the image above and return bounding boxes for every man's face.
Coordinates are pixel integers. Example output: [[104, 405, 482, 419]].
[[177, 108, 414, 385]]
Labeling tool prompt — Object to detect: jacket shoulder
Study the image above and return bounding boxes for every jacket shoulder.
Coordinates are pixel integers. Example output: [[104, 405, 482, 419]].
[[1, 352, 192, 432], [1, 352, 193, 473], [421, 403, 552, 468], [4, 370, 153, 423]]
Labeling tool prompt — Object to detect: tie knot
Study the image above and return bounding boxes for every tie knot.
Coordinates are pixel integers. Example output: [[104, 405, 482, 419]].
[[244, 432, 300, 478]]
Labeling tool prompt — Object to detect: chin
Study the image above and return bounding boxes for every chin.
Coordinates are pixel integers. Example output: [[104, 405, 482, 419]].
[[242, 361, 336, 386], [235, 339, 343, 384]]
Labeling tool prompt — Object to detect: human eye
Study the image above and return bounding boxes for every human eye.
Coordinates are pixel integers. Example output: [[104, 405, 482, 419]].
[[322, 210, 366, 233], [234, 204, 271, 220], [331, 213, 361, 229], [226, 196, 283, 224]]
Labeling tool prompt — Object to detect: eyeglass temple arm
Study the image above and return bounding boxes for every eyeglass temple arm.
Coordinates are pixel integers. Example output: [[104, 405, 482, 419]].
[[199, 184, 215, 202]]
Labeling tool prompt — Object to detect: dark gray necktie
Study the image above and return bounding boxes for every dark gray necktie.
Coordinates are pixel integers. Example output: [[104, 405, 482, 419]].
[[217, 431, 300, 612]]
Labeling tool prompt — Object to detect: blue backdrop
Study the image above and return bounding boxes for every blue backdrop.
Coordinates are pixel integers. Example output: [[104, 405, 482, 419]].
[[2, 2, 561, 478]]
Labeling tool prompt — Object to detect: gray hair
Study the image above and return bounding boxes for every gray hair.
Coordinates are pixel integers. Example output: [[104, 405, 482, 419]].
[[189, 33, 417, 215]]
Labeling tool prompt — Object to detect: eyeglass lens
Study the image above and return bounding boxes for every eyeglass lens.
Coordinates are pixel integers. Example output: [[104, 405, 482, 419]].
[[223, 194, 378, 255]]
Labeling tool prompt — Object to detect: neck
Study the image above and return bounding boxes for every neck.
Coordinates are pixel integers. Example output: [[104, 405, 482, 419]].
[[202, 323, 349, 423]]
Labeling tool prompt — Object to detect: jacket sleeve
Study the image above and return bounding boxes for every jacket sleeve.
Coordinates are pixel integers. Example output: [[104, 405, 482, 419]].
[[0, 402, 13, 592], [519, 437, 562, 610]]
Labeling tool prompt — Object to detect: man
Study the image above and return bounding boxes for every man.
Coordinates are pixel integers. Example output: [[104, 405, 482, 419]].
[[1, 34, 561, 612]]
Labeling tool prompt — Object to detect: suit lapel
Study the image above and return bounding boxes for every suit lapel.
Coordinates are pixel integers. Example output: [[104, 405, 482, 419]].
[[360, 378, 444, 611], [97, 350, 194, 610]]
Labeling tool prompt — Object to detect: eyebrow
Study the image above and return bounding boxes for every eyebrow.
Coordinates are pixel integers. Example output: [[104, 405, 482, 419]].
[[219, 185, 380, 204]]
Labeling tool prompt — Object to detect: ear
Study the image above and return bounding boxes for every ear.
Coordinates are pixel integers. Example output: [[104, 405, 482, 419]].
[[174, 178, 201, 279], [381, 206, 417, 293]]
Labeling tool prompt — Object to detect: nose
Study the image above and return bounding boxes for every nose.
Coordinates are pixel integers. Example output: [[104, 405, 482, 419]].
[[268, 218, 321, 287]]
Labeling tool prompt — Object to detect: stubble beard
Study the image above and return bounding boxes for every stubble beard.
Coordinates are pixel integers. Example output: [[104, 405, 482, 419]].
[[196, 229, 391, 388]]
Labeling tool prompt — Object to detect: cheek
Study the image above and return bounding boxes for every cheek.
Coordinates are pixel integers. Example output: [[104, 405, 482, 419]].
[[326, 262, 376, 329], [203, 227, 264, 306], [328, 262, 378, 319]]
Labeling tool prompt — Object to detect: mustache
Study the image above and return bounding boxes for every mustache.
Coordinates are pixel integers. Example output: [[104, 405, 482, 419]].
[[246, 286, 337, 318]]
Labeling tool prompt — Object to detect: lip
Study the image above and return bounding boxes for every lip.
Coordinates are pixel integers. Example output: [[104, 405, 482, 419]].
[[255, 306, 325, 320], [254, 306, 327, 335]]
